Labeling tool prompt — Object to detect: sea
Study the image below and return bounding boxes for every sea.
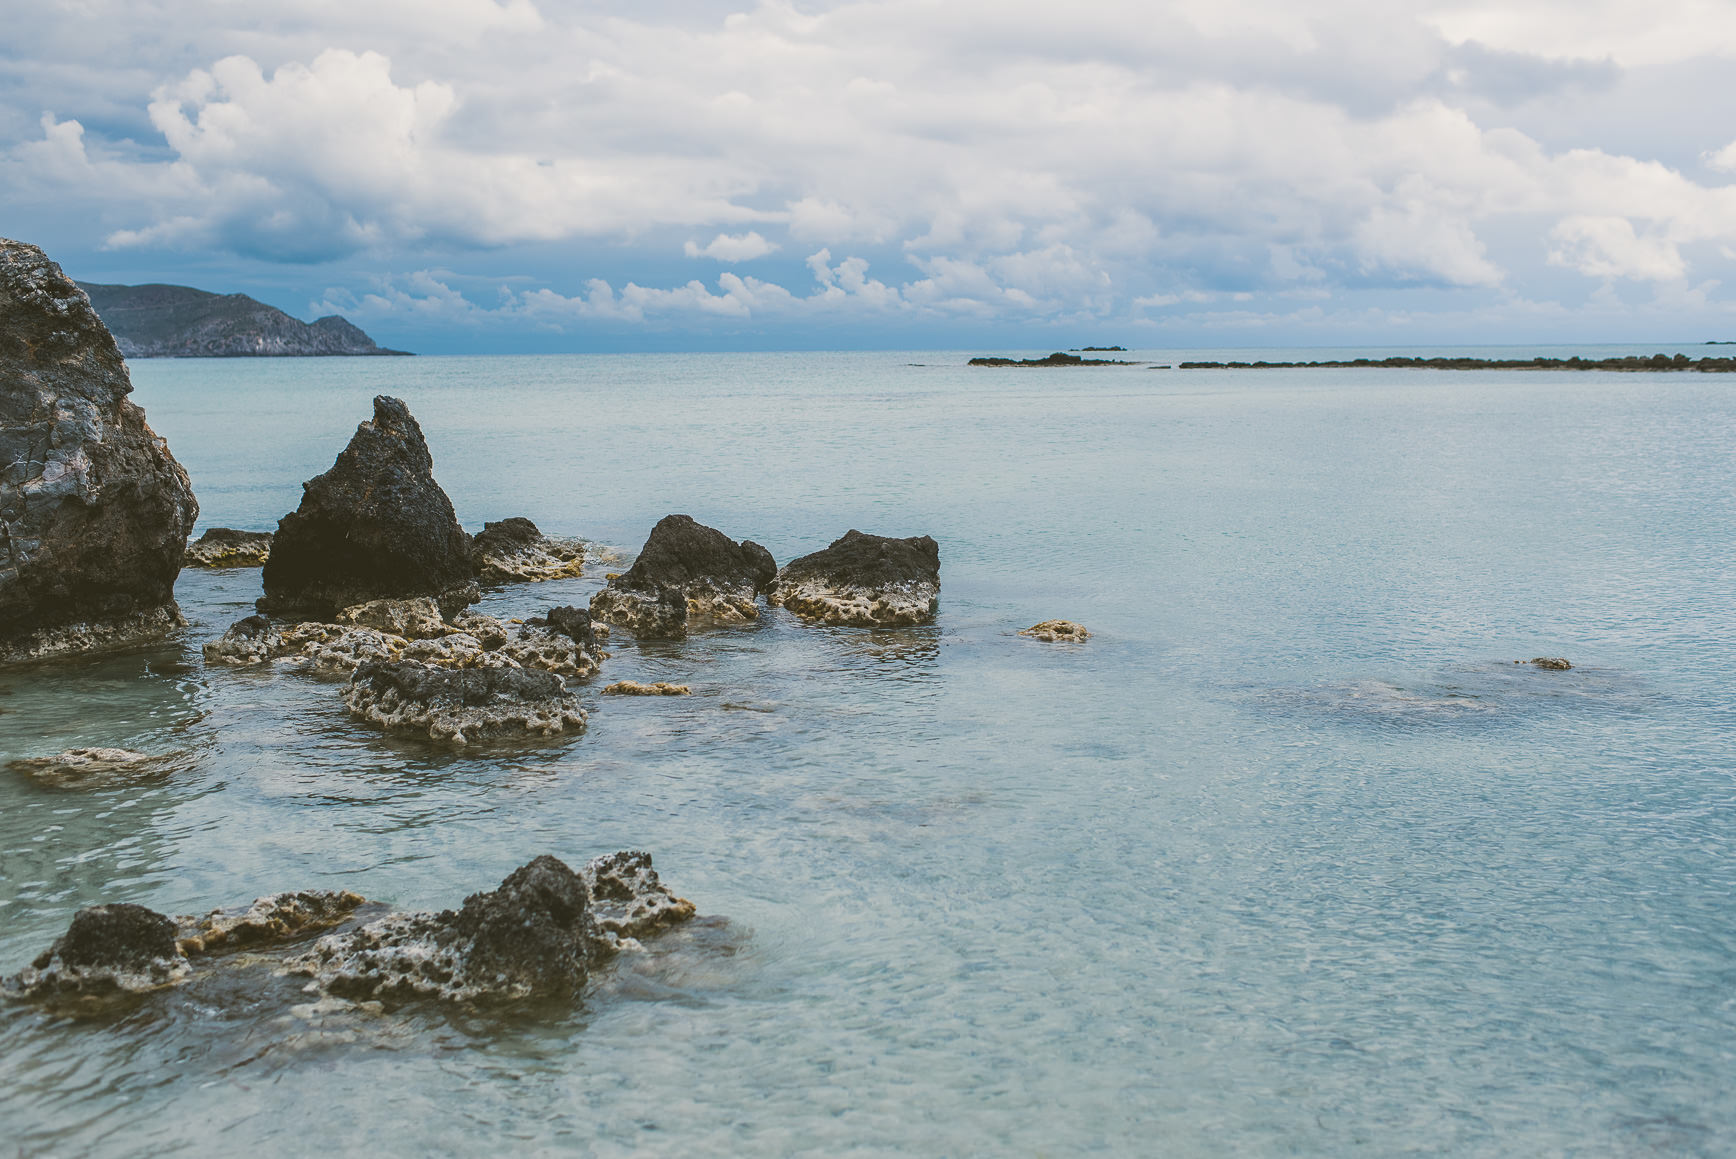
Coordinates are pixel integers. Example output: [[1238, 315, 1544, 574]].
[[2, 346, 1733, 1156]]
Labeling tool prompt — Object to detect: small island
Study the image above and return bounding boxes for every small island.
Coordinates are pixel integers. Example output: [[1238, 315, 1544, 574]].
[[1174, 353, 1736, 372], [968, 351, 1137, 367], [78, 282, 410, 358]]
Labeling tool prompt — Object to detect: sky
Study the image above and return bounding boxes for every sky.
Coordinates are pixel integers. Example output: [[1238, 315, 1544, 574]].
[[5, 0, 1736, 352]]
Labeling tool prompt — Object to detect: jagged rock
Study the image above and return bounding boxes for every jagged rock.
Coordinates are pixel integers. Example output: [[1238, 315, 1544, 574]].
[[590, 514, 775, 638], [603, 681, 691, 696], [334, 596, 449, 639], [767, 530, 940, 627], [343, 658, 586, 744], [8, 746, 174, 786], [1531, 657, 1572, 670], [183, 528, 272, 568], [3, 903, 189, 999], [0, 239, 200, 663], [1020, 620, 1090, 642], [287, 852, 693, 1003], [472, 518, 585, 584], [175, 890, 365, 955], [259, 395, 477, 619], [203, 615, 407, 674]]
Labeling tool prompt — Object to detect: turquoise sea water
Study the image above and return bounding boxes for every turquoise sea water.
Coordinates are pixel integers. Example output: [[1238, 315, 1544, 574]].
[[2, 348, 1734, 1156]]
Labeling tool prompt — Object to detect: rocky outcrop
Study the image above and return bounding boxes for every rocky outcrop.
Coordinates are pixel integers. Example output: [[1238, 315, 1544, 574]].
[[183, 528, 271, 568], [968, 352, 1134, 366], [0, 239, 199, 663], [590, 514, 775, 638], [767, 530, 940, 627], [472, 518, 584, 584], [1530, 657, 1572, 670], [603, 680, 691, 696], [289, 853, 693, 1003], [343, 658, 586, 744], [1020, 620, 1090, 642], [259, 396, 477, 619], [176, 890, 365, 955], [78, 282, 409, 358], [8, 746, 177, 787], [4, 903, 189, 999]]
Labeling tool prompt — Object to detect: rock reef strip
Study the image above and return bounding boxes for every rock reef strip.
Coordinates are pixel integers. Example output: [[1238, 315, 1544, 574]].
[[1175, 354, 1736, 372], [472, 517, 585, 584], [1020, 620, 1090, 642], [603, 680, 691, 696], [343, 658, 587, 744], [968, 352, 1135, 366], [590, 514, 776, 638], [1529, 657, 1572, 670], [767, 530, 940, 627], [183, 528, 272, 568], [8, 747, 177, 786], [259, 395, 477, 619], [0, 239, 199, 664]]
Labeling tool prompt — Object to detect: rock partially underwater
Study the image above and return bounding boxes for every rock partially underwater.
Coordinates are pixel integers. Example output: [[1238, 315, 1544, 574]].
[[590, 514, 775, 638], [472, 517, 585, 584], [767, 530, 940, 627], [4, 854, 696, 1009], [603, 680, 691, 696], [259, 395, 477, 619], [1020, 620, 1090, 642], [1529, 657, 1573, 670], [183, 527, 272, 568], [0, 239, 199, 664], [8, 746, 179, 787], [343, 658, 587, 744]]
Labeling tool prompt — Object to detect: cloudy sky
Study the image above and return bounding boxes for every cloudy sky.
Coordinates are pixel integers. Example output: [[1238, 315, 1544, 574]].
[[5, 0, 1736, 351]]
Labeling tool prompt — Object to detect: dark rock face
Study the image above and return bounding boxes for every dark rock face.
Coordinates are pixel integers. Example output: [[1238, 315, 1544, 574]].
[[590, 514, 775, 637], [768, 530, 941, 627], [446, 855, 598, 1001], [260, 396, 476, 618], [0, 239, 200, 662], [343, 658, 586, 744], [5, 903, 190, 998], [471, 516, 584, 583], [77, 282, 410, 358], [968, 352, 1134, 366], [184, 527, 271, 568]]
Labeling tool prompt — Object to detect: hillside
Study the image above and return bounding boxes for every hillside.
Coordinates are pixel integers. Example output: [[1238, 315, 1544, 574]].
[[77, 283, 410, 357]]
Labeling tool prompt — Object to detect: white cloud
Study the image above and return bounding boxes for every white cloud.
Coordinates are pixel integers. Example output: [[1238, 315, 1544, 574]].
[[1547, 216, 1686, 282], [684, 231, 779, 261]]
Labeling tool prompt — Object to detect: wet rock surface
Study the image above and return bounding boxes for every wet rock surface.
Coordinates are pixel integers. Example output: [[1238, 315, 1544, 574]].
[[472, 517, 585, 584], [5, 903, 189, 999], [767, 530, 940, 627], [8, 746, 178, 786], [590, 514, 775, 638], [289, 853, 694, 1003], [0, 239, 199, 664], [183, 528, 272, 568], [1530, 656, 1573, 670], [176, 891, 366, 955], [603, 680, 691, 696], [1020, 620, 1090, 642], [259, 396, 476, 619], [343, 658, 587, 744]]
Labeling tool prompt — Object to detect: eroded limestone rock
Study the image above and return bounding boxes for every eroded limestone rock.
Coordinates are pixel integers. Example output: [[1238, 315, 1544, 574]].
[[472, 517, 585, 584], [334, 595, 448, 639], [343, 658, 587, 744], [176, 890, 366, 955], [3, 903, 189, 999], [8, 746, 175, 787], [184, 528, 272, 568], [203, 615, 407, 675], [1531, 657, 1572, 670], [1020, 620, 1090, 643], [259, 395, 476, 619], [0, 239, 199, 663], [603, 680, 691, 696], [590, 514, 775, 638], [767, 530, 940, 627]]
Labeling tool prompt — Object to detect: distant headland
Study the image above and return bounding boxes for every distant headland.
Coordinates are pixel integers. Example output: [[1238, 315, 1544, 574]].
[[77, 282, 410, 358]]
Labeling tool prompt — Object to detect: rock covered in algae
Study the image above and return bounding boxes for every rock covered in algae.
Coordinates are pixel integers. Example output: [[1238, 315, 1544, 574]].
[[1531, 656, 1572, 670], [603, 680, 691, 696], [0, 238, 199, 664], [183, 528, 272, 568], [259, 395, 477, 619], [288, 852, 695, 1003], [1020, 620, 1090, 642], [342, 658, 587, 744], [4, 903, 188, 998], [767, 530, 940, 627], [590, 514, 776, 638], [471, 517, 585, 584]]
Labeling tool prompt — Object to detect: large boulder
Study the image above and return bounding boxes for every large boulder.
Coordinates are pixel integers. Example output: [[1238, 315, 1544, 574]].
[[767, 530, 940, 626], [259, 395, 476, 618], [0, 239, 199, 663], [590, 514, 775, 638]]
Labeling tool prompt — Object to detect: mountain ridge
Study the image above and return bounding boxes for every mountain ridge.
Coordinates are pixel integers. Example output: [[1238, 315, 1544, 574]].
[[77, 282, 411, 358]]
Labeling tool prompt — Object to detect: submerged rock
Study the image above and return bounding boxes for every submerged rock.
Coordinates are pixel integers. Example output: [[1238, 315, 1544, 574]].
[[0, 239, 200, 664], [472, 518, 585, 584], [259, 395, 477, 619], [1020, 620, 1090, 643], [1530, 657, 1573, 670], [4, 903, 189, 999], [767, 530, 940, 627], [343, 658, 587, 744], [8, 746, 175, 787], [603, 680, 691, 696], [288, 852, 693, 1003], [183, 528, 272, 568], [590, 514, 775, 638]]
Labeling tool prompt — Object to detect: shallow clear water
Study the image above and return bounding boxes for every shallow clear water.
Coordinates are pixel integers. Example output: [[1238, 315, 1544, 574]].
[[2, 350, 1734, 1156]]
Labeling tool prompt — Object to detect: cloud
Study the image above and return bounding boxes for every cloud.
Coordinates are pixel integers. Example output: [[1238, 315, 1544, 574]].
[[684, 231, 779, 261], [1547, 215, 1686, 282]]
